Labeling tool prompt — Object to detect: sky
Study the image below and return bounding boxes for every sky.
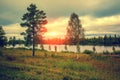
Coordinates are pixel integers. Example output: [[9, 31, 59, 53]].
[[0, 0, 120, 39]]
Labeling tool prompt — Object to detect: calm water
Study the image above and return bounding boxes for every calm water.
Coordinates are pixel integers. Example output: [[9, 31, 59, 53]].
[[38, 45, 120, 53], [8, 44, 120, 53]]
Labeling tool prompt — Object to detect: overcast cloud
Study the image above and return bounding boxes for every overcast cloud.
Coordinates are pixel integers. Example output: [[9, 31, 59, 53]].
[[0, 0, 120, 38]]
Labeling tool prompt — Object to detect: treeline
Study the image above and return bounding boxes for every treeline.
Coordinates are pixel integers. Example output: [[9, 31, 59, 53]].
[[1, 24, 120, 47], [80, 34, 120, 46], [3, 35, 120, 47], [7, 37, 24, 47]]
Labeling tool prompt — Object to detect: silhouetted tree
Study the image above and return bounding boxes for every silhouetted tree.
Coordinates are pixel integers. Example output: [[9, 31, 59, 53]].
[[54, 45, 57, 52], [12, 36, 16, 47], [80, 34, 120, 46], [21, 32, 32, 46], [8, 37, 12, 46], [0, 26, 7, 47], [66, 13, 84, 53], [64, 45, 68, 51], [104, 35, 107, 46], [21, 4, 47, 56], [17, 39, 25, 45], [49, 45, 51, 51], [8, 36, 17, 47], [108, 35, 112, 45], [40, 44, 44, 51], [93, 46, 96, 53], [113, 34, 119, 45], [112, 46, 115, 53]]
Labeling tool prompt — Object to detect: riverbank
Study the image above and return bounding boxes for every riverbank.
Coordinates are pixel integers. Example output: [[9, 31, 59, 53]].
[[0, 48, 120, 80], [5, 44, 120, 53]]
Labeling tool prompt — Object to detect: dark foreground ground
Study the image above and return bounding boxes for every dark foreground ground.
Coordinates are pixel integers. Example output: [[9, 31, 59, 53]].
[[0, 48, 120, 80]]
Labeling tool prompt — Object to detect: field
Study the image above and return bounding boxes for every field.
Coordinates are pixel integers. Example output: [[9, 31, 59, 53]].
[[0, 48, 120, 80]]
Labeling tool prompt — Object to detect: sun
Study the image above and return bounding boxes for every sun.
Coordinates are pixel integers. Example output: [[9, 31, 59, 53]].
[[50, 32, 58, 36], [44, 31, 59, 39]]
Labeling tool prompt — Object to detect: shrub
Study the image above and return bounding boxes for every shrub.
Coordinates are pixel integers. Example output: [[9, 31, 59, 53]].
[[17, 47, 27, 50], [44, 52, 47, 57], [0, 50, 3, 57], [61, 51, 74, 53], [5, 55, 16, 61], [92, 55, 109, 61], [103, 50, 110, 54], [63, 76, 72, 80], [115, 50, 120, 55], [83, 50, 94, 54], [51, 53, 54, 57]]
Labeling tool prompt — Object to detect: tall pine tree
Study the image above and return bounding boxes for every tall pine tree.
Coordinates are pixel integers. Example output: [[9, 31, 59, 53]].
[[21, 4, 47, 56]]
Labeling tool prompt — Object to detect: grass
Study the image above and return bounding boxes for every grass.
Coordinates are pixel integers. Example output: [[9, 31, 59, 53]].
[[83, 50, 94, 54], [0, 48, 120, 80]]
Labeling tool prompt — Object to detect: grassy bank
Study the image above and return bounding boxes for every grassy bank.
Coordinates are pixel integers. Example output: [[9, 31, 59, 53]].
[[0, 48, 120, 80]]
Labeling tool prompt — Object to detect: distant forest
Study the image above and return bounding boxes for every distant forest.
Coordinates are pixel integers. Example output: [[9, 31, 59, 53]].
[[80, 34, 120, 46], [7, 34, 120, 46]]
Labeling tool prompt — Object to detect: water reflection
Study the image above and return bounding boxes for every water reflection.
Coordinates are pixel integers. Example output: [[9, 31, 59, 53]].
[[6, 44, 120, 53]]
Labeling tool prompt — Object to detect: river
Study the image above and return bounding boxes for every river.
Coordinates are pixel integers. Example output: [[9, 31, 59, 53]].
[[7, 44, 120, 53]]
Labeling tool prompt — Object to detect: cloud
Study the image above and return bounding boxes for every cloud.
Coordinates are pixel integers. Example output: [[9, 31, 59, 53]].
[[0, 0, 120, 38], [45, 14, 120, 38], [0, 0, 120, 25], [3, 14, 120, 39], [3, 23, 26, 39], [81, 15, 120, 33], [45, 17, 68, 32]]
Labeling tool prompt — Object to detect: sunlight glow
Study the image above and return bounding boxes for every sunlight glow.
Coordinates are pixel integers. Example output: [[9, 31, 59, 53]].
[[45, 31, 60, 38], [50, 32, 58, 37]]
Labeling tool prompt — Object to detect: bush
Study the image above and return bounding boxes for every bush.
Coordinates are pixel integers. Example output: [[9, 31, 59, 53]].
[[115, 50, 120, 55], [5, 55, 16, 61], [17, 47, 27, 50], [61, 51, 74, 53], [51, 53, 55, 57], [83, 50, 94, 54], [0, 50, 3, 57], [91, 55, 109, 61], [63, 76, 72, 80], [103, 50, 110, 54]]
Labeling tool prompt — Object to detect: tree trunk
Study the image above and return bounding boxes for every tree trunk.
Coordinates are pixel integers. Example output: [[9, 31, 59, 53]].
[[32, 27, 35, 56], [76, 43, 80, 53], [32, 38, 35, 56]]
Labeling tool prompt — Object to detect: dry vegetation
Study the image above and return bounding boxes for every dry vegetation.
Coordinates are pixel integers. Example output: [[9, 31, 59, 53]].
[[0, 48, 120, 80]]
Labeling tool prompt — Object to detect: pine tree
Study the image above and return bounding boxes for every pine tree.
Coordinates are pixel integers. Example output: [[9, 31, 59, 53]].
[[21, 4, 47, 56], [104, 35, 107, 46], [0, 26, 7, 47]]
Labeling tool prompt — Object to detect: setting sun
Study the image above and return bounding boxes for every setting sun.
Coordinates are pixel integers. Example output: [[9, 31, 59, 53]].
[[50, 32, 58, 37], [44, 31, 60, 39]]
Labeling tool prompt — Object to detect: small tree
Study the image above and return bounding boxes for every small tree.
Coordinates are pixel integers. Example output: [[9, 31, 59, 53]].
[[8, 36, 17, 47], [64, 45, 68, 51], [8, 37, 12, 46], [49, 45, 51, 51], [93, 46, 96, 53], [54, 45, 57, 52], [0, 26, 7, 47], [21, 4, 47, 56], [112, 46, 115, 53], [66, 13, 84, 53], [12, 36, 16, 47], [104, 35, 108, 46], [40, 44, 44, 51]]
